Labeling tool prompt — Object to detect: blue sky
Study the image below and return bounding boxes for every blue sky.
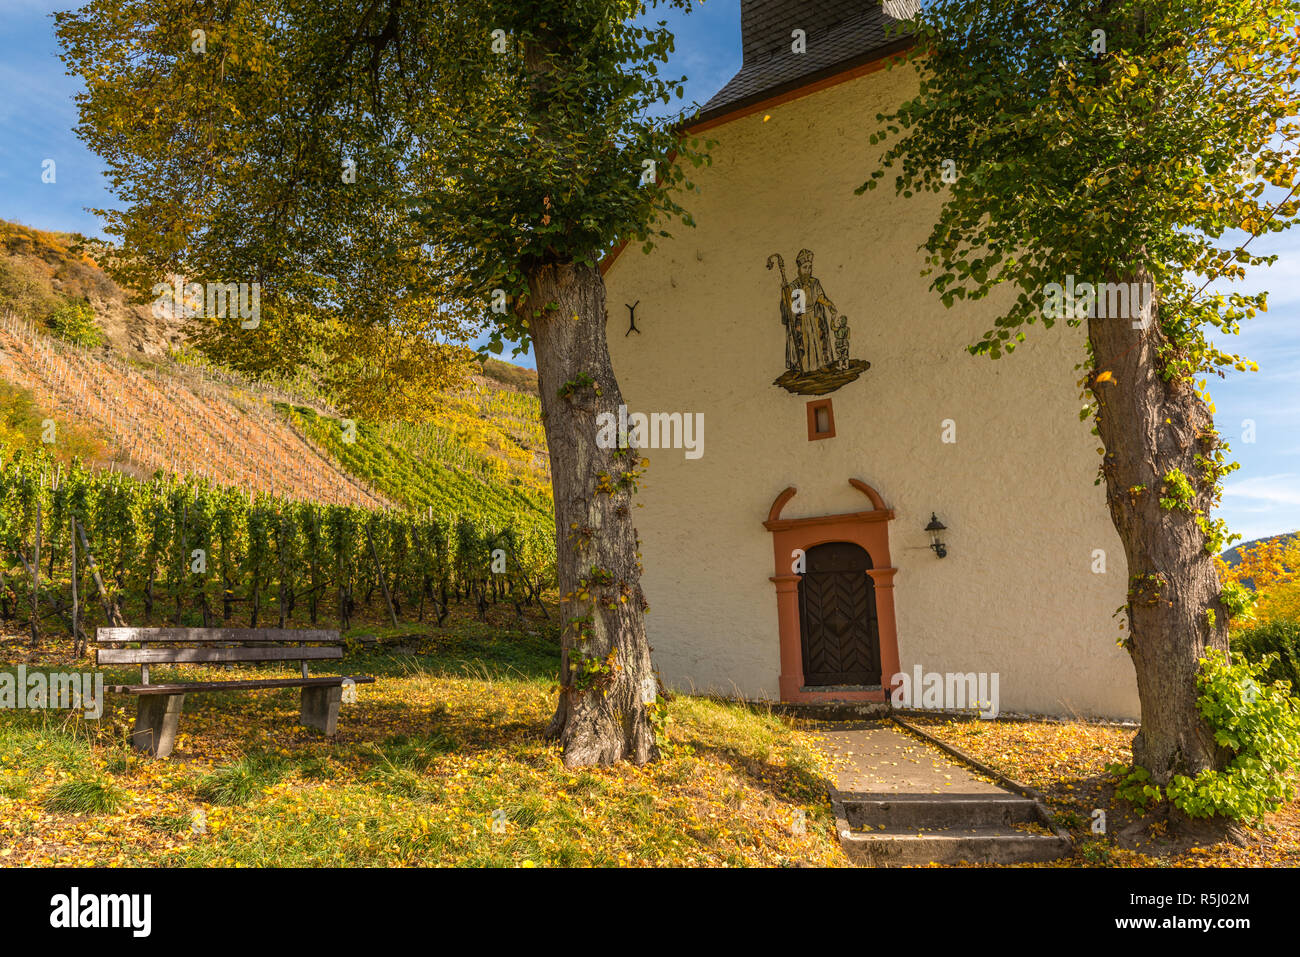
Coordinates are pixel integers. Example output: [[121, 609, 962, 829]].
[[1, 1, 1296, 542]]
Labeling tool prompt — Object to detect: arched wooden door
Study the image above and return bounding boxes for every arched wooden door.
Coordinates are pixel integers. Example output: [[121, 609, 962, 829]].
[[797, 542, 882, 686]]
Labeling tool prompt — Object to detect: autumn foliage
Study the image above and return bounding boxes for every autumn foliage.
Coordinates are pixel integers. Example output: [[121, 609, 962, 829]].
[[1218, 535, 1300, 628]]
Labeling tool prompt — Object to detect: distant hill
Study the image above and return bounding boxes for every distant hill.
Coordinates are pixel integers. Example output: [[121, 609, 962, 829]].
[[0, 218, 550, 523], [1221, 531, 1300, 566], [480, 357, 538, 395]]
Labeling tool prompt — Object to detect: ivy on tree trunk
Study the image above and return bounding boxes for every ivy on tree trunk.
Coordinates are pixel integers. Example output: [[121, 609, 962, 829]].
[[1088, 266, 1231, 780], [527, 262, 658, 766]]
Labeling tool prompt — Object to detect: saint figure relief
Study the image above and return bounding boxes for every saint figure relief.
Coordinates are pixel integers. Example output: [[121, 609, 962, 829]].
[[770, 248, 837, 373], [767, 248, 869, 396]]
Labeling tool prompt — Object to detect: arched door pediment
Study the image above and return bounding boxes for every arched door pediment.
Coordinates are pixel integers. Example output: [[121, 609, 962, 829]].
[[764, 479, 901, 704]]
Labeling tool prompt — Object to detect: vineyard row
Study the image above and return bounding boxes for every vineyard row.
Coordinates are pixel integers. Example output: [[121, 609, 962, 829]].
[[0, 447, 557, 650]]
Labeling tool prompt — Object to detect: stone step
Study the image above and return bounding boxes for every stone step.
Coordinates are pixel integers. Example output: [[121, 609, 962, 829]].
[[839, 794, 1040, 830], [838, 825, 1071, 866]]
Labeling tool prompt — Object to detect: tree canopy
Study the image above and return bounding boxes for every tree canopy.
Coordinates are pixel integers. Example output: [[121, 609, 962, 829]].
[[865, 0, 1298, 375], [56, 0, 708, 417]]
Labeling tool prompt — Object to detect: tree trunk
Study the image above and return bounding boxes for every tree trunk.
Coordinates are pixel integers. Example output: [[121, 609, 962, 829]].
[[1088, 266, 1231, 785], [525, 260, 658, 768], [0, 569, 12, 620]]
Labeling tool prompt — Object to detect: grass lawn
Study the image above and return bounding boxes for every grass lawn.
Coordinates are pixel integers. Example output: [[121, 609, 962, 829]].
[[5, 604, 1298, 867], [0, 606, 847, 867]]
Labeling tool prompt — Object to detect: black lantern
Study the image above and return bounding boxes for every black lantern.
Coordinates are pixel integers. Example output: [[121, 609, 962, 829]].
[[925, 513, 948, 558]]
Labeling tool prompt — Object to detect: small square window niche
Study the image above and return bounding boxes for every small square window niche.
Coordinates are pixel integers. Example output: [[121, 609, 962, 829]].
[[806, 398, 835, 441]]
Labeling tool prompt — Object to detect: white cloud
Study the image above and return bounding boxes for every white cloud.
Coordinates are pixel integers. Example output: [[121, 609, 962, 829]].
[[1222, 473, 1300, 506]]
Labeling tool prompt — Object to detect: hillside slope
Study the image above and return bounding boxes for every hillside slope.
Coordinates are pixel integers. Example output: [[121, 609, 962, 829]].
[[285, 402, 550, 525], [0, 220, 185, 356], [0, 219, 551, 521], [0, 312, 387, 507]]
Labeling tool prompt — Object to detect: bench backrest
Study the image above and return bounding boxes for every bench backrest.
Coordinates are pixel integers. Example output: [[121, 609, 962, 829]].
[[96, 628, 344, 684]]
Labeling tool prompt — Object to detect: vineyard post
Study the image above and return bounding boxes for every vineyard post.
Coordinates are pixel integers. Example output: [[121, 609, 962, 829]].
[[278, 512, 287, 629], [176, 501, 188, 626], [77, 520, 125, 627], [70, 515, 80, 656], [47, 465, 60, 577], [505, 536, 547, 620], [30, 498, 40, 647], [366, 525, 398, 629], [308, 510, 320, 625]]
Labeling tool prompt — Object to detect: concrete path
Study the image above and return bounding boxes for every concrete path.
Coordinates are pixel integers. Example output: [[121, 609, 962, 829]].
[[811, 721, 1070, 866], [811, 722, 1003, 795], [816, 722, 1006, 796]]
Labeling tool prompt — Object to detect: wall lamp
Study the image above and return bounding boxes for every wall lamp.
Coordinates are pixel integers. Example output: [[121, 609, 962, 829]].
[[925, 513, 948, 558]]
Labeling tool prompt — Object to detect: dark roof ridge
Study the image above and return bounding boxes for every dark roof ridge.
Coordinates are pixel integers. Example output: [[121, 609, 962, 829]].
[[695, 1, 914, 125]]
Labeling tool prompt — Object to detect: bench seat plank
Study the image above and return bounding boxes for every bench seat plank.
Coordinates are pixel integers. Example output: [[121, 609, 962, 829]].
[[99, 638, 337, 645], [108, 675, 377, 695], [98, 646, 343, 665], [97, 627, 340, 644]]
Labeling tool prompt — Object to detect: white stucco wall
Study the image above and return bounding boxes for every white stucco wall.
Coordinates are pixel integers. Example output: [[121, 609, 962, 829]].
[[604, 63, 1140, 719]]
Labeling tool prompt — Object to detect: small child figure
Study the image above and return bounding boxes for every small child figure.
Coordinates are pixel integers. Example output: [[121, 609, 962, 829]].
[[832, 315, 850, 370]]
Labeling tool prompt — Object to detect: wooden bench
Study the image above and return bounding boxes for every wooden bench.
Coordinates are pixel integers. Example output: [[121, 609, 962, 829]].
[[96, 628, 375, 758]]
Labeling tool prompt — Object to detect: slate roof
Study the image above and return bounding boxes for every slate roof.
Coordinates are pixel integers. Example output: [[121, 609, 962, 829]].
[[694, 1, 915, 125]]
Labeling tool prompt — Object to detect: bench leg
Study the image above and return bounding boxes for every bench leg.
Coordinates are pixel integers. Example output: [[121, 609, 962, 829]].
[[132, 694, 185, 758], [300, 685, 342, 736]]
